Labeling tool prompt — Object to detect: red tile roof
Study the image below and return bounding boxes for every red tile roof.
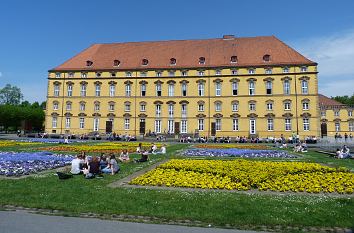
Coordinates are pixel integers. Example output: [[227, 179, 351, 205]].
[[318, 94, 345, 106], [51, 35, 316, 71]]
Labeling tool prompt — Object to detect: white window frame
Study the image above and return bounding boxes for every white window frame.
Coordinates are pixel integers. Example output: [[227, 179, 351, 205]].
[[215, 82, 222, 96], [79, 117, 85, 129], [94, 103, 100, 111], [249, 103, 256, 111], [80, 84, 86, 97], [181, 104, 187, 118], [267, 118, 274, 131], [215, 119, 221, 131], [65, 117, 71, 129], [303, 118, 310, 131], [125, 103, 131, 112], [198, 119, 204, 131], [155, 120, 162, 133], [249, 81, 255, 95], [109, 85, 115, 97], [232, 81, 238, 96], [168, 104, 174, 118], [80, 102, 85, 111], [155, 104, 161, 117], [54, 85, 60, 96], [266, 81, 272, 95], [156, 83, 162, 96], [181, 83, 187, 96], [67, 84, 73, 97], [53, 102, 58, 110], [301, 80, 308, 94], [198, 104, 204, 112], [267, 102, 273, 111], [95, 84, 101, 97], [349, 121, 354, 132], [283, 80, 290, 95], [215, 102, 222, 112], [181, 120, 187, 133], [124, 118, 130, 130], [168, 120, 175, 133], [52, 117, 57, 128], [303, 102, 309, 110], [335, 122, 340, 132], [125, 84, 131, 97], [198, 82, 204, 96], [140, 104, 146, 112], [284, 102, 291, 110], [66, 102, 72, 111], [232, 119, 239, 131], [109, 103, 115, 111], [168, 84, 174, 97], [93, 118, 100, 131], [249, 119, 256, 134], [285, 118, 292, 131]]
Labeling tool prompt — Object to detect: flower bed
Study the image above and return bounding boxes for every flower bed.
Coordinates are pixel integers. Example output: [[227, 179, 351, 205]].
[[194, 144, 269, 150], [0, 152, 73, 176], [183, 148, 295, 158], [130, 159, 354, 194], [0, 140, 42, 147], [36, 142, 163, 153]]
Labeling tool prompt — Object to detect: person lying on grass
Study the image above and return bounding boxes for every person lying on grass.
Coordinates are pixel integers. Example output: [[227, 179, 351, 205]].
[[102, 153, 120, 175]]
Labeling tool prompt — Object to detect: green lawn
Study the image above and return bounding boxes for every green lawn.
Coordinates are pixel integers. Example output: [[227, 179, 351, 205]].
[[0, 142, 353, 232]]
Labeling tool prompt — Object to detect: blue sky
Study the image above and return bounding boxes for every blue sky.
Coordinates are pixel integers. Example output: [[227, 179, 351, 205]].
[[0, 0, 354, 103]]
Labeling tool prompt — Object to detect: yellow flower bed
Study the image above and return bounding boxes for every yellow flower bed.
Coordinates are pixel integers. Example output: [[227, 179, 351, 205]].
[[194, 144, 269, 150], [130, 159, 354, 194], [37, 142, 163, 153], [0, 141, 41, 147]]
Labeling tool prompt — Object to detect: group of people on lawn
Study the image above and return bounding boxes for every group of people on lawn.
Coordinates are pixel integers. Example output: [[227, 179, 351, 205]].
[[70, 143, 166, 178], [335, 145, 351, 159]]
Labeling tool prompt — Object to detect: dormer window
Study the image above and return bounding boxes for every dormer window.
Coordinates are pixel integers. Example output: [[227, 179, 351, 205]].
[[263, 54, 271, 62], [68, 72, 74, 78], [248, 68, 255, 74], [170, 58, 176, 65], [142, 59, 149, 66], [230, 56, 238, 63], [301, 66, 308, 72], [96, 72, 102, 77], [199, 57, 205, 65], [231, 69, 238, 75], [265, 69, 272, 74], [126, 72, 132, 77], [283, 67, 289, 73], [55, 73, 61, 78], [181, 71, 188, 76], [113, 60, 120, 67], [86, 60, 93, 67]]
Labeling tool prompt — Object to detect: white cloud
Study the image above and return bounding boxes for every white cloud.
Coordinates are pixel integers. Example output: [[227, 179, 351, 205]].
[[290, 30, 354, 96]]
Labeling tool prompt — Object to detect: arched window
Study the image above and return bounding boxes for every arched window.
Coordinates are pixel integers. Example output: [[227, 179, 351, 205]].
[[113, 60, 120, 67], [86, 60, 93, 67], [199, 57, 205, 64], [142, 59, 149, 66], [170, 58, 176, 65], [230, 56, 238, 63], [263, 54, 271, 62]]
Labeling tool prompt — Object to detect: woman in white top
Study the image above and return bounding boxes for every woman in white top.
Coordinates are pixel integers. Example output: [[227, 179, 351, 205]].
[[119, 149, 130, 162]]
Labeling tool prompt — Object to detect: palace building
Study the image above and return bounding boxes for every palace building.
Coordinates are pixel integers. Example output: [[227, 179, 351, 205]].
[[45, 35, 319, 138]]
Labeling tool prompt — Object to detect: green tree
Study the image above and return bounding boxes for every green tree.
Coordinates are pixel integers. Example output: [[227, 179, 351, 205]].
[[0, 84, 23, 105], [332, 94, 354, 105]]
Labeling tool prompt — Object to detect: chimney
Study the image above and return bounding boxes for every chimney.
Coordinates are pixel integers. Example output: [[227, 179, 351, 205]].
[[223, 35, 235, 40]]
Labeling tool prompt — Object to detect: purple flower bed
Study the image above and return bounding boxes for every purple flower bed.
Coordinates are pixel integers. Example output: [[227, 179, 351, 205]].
[[0, 152, 73, 177], [183, 148, 296, 158], [17, 138, 87, 144]]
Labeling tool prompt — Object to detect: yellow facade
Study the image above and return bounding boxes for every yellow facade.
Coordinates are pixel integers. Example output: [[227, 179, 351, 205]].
[[320, 106, 354, 137], [45, 65, 320, 138]]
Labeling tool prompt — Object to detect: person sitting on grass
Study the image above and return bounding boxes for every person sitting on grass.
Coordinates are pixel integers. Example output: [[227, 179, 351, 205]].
[[119, 149, 130, 163], [83, 156, 101, 179], [301, 142, 308, 152], [339, 145, 351, 159], [150, 143, 158, 154], [157, 144, 167, 154], [70, 154, 83, 175], [335, 148, 341, 158], [134, 149, 149, 163], [136, 143, 143, 153], [293, 143, 302, 153], [102, 154, 119, 175], [99, 153, 108, 170]]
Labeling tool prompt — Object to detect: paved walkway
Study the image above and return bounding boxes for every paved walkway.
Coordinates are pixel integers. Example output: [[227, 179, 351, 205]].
[[0, 211, 265, 233]]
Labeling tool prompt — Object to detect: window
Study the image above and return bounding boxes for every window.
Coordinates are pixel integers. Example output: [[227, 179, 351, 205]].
[[170, 58, 176, 65], [215, 119, 221, 131], [140, 104, 146, 112], [168, 104, 174, 117], [232, 81, 238, 95], [96, 72, 101, 78], [230, 56, 238, 63], [168, 120, 174, 133], [52, 117, 57, 128], [86, 60, 93, 67], [142, 59, 148, 66], [156, 71, 162, 77], [199, 70, 205, 76], [65, 117, 71, 128], [125, 84, 131, 96], [231, 69, 238, 75], [155, 104, 161, 117], [54, 84, 60, 96], [80, 84, 86, 97], [267, 118, 274, 131], [80, 102, 85, 111], [155, 120, 162, 133], [66, 102, 72, 111], [265, 69, 272, 74], [109, 103, 115, 111], [249, 103, 256, 111], [232, 102, 238, 112], [140, 83, 146, 96], [66, 84, 73, 97], [93, 118, 99, 131], [109, 85, 115, 97], [181, 71, 188, 76], [334, 110, 339, 117], [263, 54, 271, 62], [113, 60, 120, 67], [140, 72, 147, 77], [248, 68, 255, 74], [301, 66, 308, 72], [283, 67, 289, 73], [266, 81, 272, 95], [198, 104, 204, 112], [53, 102, 59, 110], [181, 83, 187, 96], [168, 71, 175, 77], [301, 80, 308, 94], [267, 102, 273, 111], [249, 81, 255, 95], [94, 103, 100, 111], [126, 72, 132, 77], [168, 84, 174, 97], [79, 118, 85, 129], [81, 72, 87, 78], [199, 57, 205, 64], [321, 111, 326, 117], [125, 103, 131, 112], [303, 101, 309, 110], [215, 82, 222, 96], [284, 101, 291, 110], [181, 120, 187, 133], [215, 70, 221, 75], [198, 119, 204, 131], [95, 84, 101, 96], [124, 118, 130, 130], [348, 110, 352, 117], [349, 121, 354, 132], [285, 119, 292, 131], [335, 122, 340, 132], [55, 73, 61, 78], [232, 119, 239, 131], [249, 119, 256, 134], [181, 104, 187, 117], [156, 83, 162, 96], [283, 80, 290, 95], [198, 82, 204, 96], [215, 102, 222, 112], [68, 72, 74, 78], [303, 118, 310, 131]]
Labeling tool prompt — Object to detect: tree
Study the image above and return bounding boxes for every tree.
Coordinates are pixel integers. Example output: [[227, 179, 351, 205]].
[[0, 84, 23, 105], [332, 94, 354, 105]]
